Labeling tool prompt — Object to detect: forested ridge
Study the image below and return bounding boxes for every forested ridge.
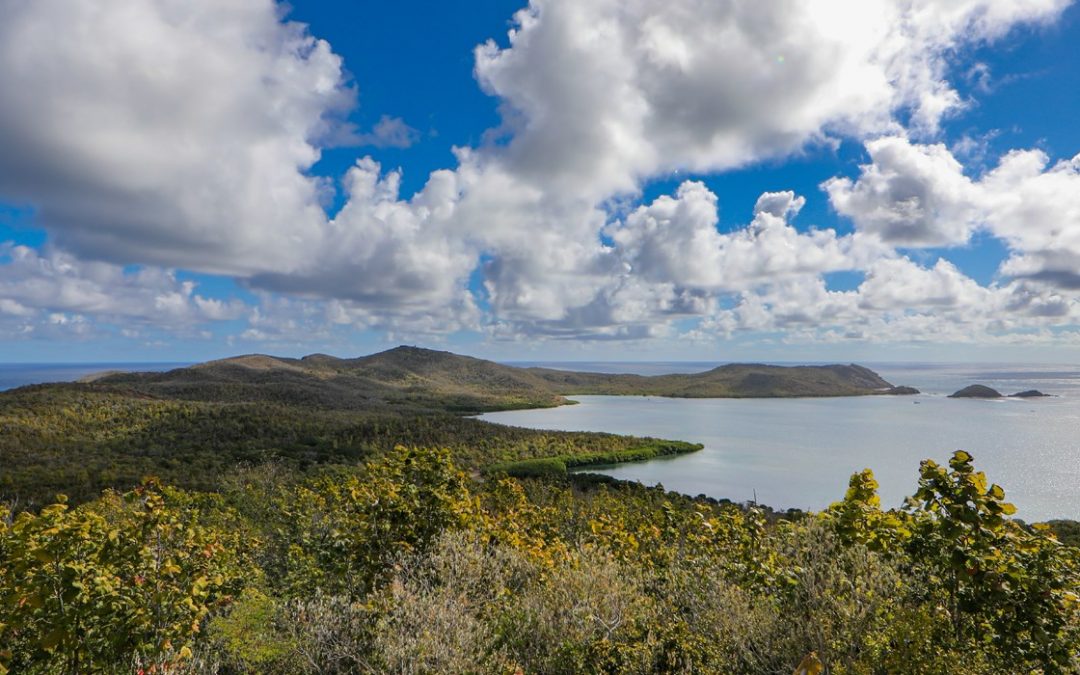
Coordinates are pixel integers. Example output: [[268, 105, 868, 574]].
[[94, 345, 920, 406], [0, 384, 693, 507], [0, 348, 1077, 673]]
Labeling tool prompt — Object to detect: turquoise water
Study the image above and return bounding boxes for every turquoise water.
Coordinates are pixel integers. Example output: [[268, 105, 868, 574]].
[[481, 363, 1080, 522]]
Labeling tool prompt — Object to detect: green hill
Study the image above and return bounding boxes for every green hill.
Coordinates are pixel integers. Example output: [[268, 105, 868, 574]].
[[96, 346, 567, 413], [95, 346, 916, 410]]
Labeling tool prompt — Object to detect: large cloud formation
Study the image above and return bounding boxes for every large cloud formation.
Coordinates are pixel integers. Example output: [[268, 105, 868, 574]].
[[826, 136, 1080, 290], [0, 0, 1076, 347], [0, 0, 341, 274], [0, 0, 476, 331]]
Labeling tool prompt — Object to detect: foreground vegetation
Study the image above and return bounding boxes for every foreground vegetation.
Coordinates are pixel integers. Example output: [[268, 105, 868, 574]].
[[1, 447, 1078, 674]]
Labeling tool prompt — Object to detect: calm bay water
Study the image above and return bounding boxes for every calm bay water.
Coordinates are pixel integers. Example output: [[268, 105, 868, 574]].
[[483, 363, 1080, 522]]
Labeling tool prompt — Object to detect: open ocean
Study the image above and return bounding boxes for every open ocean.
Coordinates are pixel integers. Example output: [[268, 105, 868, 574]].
[[0, 363, 188, 391]]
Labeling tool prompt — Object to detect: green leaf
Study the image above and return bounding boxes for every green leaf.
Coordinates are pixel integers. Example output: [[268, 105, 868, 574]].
[[951, 450, 973, 466], [41, 628, 65, 651]]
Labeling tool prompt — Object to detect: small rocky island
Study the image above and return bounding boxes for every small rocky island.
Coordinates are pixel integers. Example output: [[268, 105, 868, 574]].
[[886, 385, 921, 395], [949, 384, 1003, 398], [949, 385, 1052, 399]]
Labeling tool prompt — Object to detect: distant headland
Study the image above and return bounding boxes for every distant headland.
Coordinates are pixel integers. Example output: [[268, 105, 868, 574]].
[[81, 345, 920, 410]]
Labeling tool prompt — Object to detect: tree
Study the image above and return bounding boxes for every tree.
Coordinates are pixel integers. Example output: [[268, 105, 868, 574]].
[[904, 451, 1080, 670]]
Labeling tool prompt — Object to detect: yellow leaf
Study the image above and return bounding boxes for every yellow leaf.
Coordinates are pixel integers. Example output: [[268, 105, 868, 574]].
[[179, 645, 193, 660], [793, 651, 824, 675]]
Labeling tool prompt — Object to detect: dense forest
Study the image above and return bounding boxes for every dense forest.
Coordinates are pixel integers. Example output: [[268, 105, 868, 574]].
[[1, 348, 1078, 673], [0, 383, 699, 507]]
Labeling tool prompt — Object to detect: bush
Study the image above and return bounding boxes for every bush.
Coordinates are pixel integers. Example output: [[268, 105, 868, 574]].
[[485, 440, 703, 478], [488, 456, 568, 477], [0, 485, 247, 674]]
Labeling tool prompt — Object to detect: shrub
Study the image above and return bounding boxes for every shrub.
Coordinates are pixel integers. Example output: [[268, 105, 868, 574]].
[[0, 484, 247, 674], [488, 457, 568, 477]]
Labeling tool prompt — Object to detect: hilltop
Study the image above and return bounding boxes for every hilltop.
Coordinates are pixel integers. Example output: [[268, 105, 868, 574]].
[[96, 346, 566, 413]]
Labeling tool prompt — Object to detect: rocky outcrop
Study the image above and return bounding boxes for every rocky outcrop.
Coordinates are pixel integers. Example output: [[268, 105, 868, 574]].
[[949, 384, 1003, 399], [886, 386, 920, 395]]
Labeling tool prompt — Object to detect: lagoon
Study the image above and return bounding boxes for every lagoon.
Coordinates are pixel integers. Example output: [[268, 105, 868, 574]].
[[481, 363, 1080, 522]]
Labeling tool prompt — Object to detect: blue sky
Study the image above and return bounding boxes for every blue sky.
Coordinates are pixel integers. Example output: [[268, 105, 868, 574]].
[[1, 0, 1080, 362]]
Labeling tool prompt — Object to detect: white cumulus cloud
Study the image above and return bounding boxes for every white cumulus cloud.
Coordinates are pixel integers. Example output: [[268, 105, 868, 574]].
[[825, 137, 1080, 292], [0, 243, 247, 339]]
